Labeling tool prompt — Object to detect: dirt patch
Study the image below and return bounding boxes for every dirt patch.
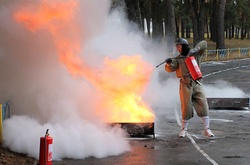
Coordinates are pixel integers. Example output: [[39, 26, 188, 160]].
[[0, 145, 37, 165]]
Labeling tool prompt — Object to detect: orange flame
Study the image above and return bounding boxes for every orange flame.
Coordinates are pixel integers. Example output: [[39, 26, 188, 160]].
[[13, 0, 154, 123], [98, 55, 154, 122]]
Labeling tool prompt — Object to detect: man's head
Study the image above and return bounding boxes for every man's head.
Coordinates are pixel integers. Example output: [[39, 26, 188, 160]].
[[175, 38, 190, 56]]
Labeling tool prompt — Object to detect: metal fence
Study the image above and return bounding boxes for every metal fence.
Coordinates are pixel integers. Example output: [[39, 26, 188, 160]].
[[202, 47, 250, 62]]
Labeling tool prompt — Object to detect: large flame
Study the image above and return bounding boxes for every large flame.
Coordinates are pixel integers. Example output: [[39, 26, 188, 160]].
[[98, 55, 154, 122], [13, 0, 154, 123]]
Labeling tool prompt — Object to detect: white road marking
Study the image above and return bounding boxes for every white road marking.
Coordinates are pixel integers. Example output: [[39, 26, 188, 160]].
[[174, 107, 219, 165], [203, 63, 250, 78], [210, 118, 233, 122]]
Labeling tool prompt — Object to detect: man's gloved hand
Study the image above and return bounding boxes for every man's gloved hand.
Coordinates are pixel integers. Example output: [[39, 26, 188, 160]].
[[188, 47, 200, 56], [165, 58, 172, 64]]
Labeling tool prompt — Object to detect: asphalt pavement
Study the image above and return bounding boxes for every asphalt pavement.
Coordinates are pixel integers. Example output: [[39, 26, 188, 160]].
[[53, 58, 250, 165]]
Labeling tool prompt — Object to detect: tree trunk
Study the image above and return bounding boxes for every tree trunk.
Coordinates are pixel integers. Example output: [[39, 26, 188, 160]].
[[175, 17, 179, 38], [206, 17, 210, 39], [124, 0, 142, 28], [142, 1, 151, 36], [231, 24, 234, 38], [229, 23, 232, 40], [216, 0, 226, 49], [247, 28, 250, 39], [189, 0, 205, 46], [164, 0, 176, 48], [210, 0, 218, 42], [137, 0, 143, 30], [151, 0, 163, 41], [181, 19, 185, 38]]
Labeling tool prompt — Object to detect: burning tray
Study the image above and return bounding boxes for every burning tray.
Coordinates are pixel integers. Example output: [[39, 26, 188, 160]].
[[207, 97, 250, 109], [111, 122, 154, 138]]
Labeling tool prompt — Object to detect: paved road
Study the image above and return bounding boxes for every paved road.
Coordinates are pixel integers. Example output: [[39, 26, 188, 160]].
[[53, 58, 250, 165], [202, 58, 250, 94]]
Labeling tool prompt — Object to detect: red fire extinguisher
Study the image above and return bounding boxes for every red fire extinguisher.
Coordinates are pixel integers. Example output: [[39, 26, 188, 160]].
[[185, 56, 202, 81], [38, 129, 53, 165]]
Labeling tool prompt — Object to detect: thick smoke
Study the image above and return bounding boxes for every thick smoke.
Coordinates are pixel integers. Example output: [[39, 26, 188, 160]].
[[0, 0, 247, 161], [0, 0, 132, 160]]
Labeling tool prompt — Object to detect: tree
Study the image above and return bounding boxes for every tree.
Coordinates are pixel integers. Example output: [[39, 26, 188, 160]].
[[117, 0, 250, 48], [208, 0, 226, 48], [174, 0, 192, 39], [164, 0, 176, 48], [216, 0, 226, 49], [124, 0, 143, 29], [236, 0, 250, 40], [189, 0, 206, 46], [224, 0, 237, 39], [151, 0, 164, 41], [139, 0, 151, 35]]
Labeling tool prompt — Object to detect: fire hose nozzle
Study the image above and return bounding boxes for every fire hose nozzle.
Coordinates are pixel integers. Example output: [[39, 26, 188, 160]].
[[156, 61, 166, 68], [156, 58, 173, 68]]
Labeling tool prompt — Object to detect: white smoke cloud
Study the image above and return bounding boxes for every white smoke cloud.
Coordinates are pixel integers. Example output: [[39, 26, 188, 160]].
[[204, 80, 247, 98]]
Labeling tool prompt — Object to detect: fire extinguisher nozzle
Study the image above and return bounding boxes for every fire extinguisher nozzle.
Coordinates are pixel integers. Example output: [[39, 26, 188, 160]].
[[45, 129, 49, 136]]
